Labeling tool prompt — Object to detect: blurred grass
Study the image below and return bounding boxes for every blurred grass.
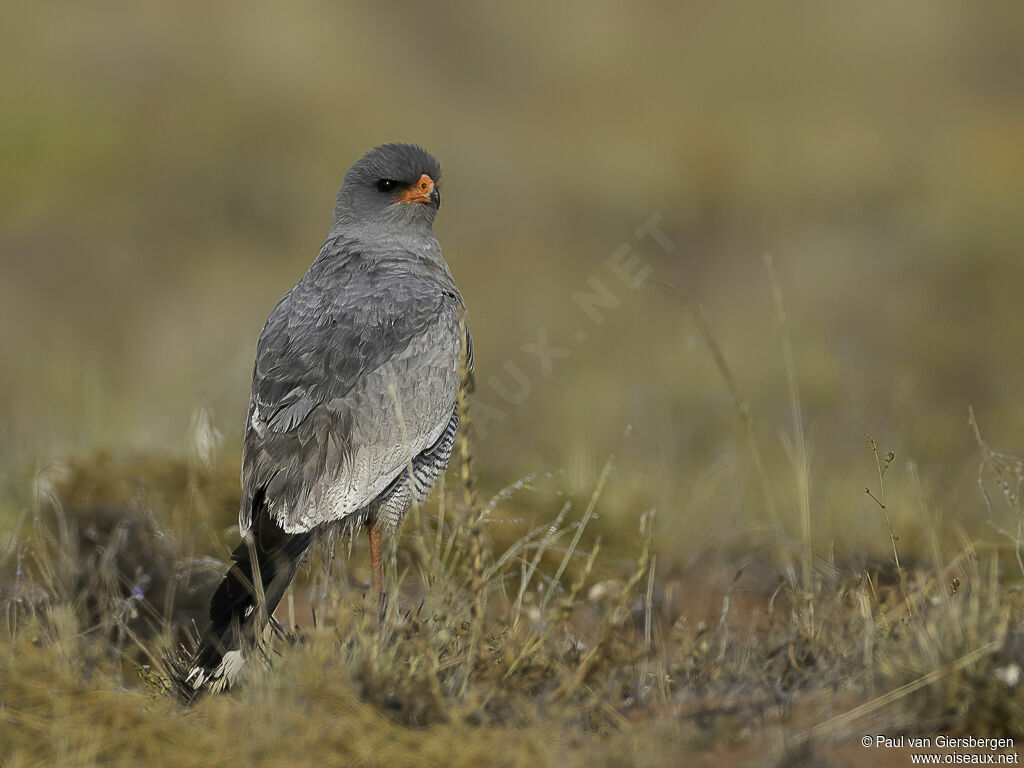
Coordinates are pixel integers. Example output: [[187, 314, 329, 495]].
[[2, 2, 1024, 567], [2, 2, 1024, 764]]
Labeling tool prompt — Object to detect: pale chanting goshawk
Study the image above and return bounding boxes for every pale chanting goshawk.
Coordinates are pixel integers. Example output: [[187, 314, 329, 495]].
[[174, 144, 471, 699]]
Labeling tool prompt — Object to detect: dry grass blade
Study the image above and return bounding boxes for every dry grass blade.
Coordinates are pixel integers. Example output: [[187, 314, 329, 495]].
[[798, 637, 1005, 744], [765, 254, 813, 597], [541, 456, 612, 613]]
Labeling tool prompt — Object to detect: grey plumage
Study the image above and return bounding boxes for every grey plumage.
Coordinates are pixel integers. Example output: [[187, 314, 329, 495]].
[[170, 143, 470, 700], [240, 229, 464, 534]]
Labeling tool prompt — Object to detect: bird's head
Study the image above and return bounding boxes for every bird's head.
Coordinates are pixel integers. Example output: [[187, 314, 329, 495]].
[[332, 143, 442, 233]]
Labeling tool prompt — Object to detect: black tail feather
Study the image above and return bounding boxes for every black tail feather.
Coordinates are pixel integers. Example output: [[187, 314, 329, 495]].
[[169, 499, 312, 702]]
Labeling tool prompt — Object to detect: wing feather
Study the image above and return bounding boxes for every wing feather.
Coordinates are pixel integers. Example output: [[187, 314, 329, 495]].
[[239, 248, 465, 534]]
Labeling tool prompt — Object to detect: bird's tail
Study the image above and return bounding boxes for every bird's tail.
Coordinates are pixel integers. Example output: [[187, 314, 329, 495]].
[[168, 502, 312, 703]]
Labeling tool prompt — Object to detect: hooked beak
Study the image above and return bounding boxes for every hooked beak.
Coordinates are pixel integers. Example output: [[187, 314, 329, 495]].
[[395, 173, 439, 206]]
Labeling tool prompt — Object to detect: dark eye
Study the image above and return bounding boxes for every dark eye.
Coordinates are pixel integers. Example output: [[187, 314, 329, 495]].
[[376, 179, 398, 193]]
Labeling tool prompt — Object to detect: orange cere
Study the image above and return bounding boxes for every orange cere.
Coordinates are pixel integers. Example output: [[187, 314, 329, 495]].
[[395, 173, 435, 204]]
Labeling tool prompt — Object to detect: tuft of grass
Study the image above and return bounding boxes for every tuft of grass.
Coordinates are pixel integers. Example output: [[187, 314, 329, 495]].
[[971, 406, 1024, 579], [2, 433, 1022, 766]]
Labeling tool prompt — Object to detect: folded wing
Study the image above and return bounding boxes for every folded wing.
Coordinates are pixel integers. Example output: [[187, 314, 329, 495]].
[[240, 263, 464, 535]]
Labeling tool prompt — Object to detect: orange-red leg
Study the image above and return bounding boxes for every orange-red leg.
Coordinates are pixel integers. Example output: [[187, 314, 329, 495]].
[[368, 521, 383, 594]]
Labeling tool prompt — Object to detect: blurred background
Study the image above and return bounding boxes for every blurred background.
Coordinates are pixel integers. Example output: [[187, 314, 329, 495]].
[[2, 1, 1023, 568]]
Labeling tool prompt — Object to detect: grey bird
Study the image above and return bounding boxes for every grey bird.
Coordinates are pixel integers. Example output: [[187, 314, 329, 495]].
[[173, 143, 471, 699]]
